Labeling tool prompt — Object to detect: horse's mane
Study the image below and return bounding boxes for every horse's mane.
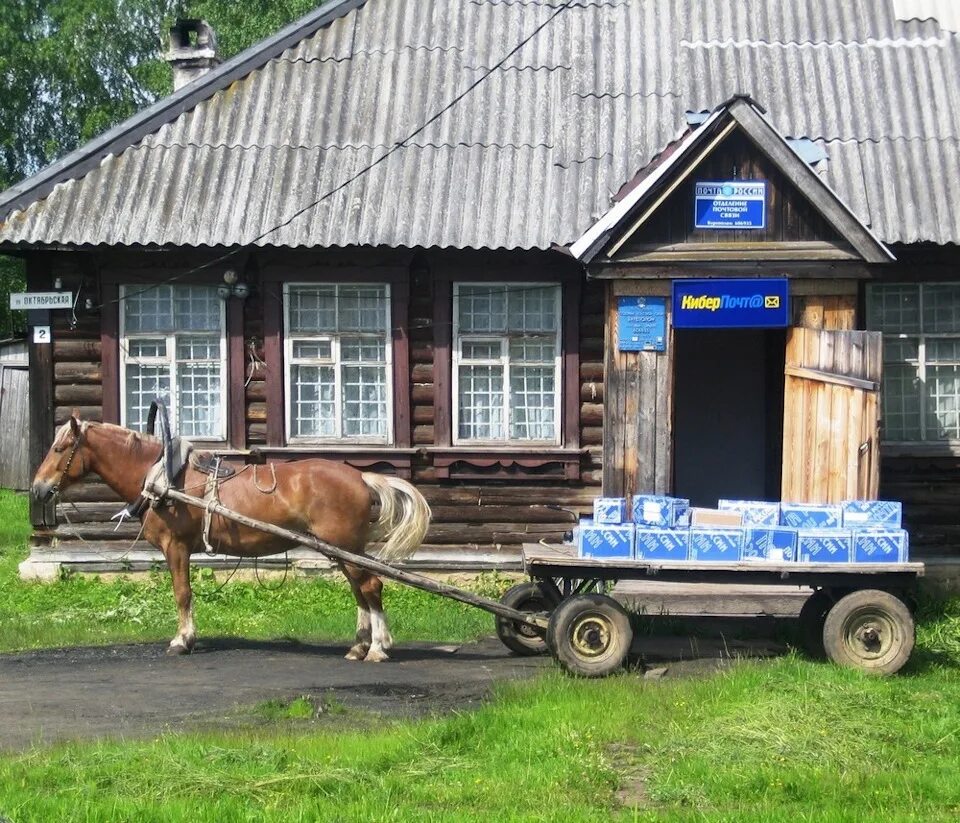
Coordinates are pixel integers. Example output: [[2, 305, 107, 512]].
[[81, 421, 162, 455]]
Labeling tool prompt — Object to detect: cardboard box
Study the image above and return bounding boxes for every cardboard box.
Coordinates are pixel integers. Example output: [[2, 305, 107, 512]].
[[797, 529, 853, 563], [577, 520, 634, 559], [632, 495, 690, 528], [688, 528, 743, 562], [842, 500, 903, 529], [743, 526, 797, 562], [718, 499, 780, 526], [853, 529, 909, 563], [780, 503, 843, 529], [593, 497, 627, 525], [634, 527, 689, 562], [690, 508, 743, 527]]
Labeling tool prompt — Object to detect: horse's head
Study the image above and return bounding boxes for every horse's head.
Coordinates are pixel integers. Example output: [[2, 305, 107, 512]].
[[31, 414, 90, 503]]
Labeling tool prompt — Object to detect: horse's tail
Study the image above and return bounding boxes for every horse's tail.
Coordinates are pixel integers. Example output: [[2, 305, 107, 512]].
[[362, 473, 432, 562]]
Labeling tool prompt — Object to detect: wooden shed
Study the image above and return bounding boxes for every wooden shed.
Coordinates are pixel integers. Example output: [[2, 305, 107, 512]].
[[1, 0, 958, 578]]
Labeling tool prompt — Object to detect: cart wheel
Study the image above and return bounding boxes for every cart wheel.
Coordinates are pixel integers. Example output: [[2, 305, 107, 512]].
[[546, 594, 632, 678], [822, 589, 915, 675], [798, 589, 833, 659], [495, 582, 555, 656]]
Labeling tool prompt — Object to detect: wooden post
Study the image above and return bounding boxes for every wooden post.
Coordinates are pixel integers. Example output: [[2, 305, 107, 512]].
[[26, 255, 56, 527]]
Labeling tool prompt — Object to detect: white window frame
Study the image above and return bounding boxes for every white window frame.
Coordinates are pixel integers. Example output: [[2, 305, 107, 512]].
[[452, 282, 562, 446], [283, 283, 394, 445], [118, 284, 228, 441], [868, 282, 960, 444]]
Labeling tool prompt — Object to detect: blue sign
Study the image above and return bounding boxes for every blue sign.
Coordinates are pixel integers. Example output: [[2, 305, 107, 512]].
[[695, 180, 767, 230], [618, 296, 666, 351], [673, 279, 789, 329]]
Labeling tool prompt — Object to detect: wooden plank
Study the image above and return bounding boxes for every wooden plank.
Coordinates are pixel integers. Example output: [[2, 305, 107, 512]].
[[392, 278, 412, 448], [432, 278, 452, 446], [27, 256, 55, 525], [783, 366, 878, 392], [227, 297, 247, 450], [811, 331, 835, 502], [603, 285, 625, 495], [654, 327, 673, 494], [635, 351, 656, 494], [0, 368, 29, 490], [827, 335, 850, 502], [100, 281, 120, 425]]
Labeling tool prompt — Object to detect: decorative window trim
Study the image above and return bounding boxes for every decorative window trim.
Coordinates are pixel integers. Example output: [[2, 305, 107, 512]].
[[282, 282, 394, 445], [433, 267, 581, 480]]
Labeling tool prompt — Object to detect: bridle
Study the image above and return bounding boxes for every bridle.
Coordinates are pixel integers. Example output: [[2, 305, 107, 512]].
[[51, 427, 84, 497]]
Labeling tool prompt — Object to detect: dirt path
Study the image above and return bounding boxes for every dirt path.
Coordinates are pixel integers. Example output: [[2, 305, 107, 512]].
[[0, 629, 787, 752]]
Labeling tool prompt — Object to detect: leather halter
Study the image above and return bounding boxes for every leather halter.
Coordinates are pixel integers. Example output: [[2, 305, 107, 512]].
[[51, 427, 83, 496]]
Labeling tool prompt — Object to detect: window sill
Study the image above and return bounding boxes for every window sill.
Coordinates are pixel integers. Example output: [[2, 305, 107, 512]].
[[428, 447, 585, 481], [881, 442, 960, 458], [210, 446, 418, 478]]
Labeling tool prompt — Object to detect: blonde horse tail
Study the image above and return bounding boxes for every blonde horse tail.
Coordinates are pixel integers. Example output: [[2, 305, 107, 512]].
[[362, 473, 432, 562]]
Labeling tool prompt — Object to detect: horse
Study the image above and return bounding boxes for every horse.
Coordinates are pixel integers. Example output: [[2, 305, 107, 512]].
[[31, 414, 431, 662]]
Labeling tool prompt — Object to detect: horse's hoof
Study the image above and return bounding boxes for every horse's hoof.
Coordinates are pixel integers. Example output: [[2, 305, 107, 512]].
[[345, 643, 369, 661], [364, 648, 389, 663], [166, 642, 192, 656]]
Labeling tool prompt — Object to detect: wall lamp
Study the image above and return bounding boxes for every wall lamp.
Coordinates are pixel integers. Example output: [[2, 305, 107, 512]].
[[217, 268, 250, 300]]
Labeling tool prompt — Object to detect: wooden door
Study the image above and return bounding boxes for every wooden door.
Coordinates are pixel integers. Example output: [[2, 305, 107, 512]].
[[781, 327, 882, 503]]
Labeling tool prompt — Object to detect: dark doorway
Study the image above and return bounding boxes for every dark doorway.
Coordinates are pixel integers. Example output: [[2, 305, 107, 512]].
[[673, 328, 786, 507]]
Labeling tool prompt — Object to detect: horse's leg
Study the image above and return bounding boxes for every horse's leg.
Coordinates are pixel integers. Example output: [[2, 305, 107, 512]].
[[165, 541, 196, 655], [341, 562, 372, 661], [361, 572, 392, 663]]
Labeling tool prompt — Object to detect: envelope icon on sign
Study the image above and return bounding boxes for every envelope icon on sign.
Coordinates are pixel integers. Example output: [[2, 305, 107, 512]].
[[764, 295, 780, 309]]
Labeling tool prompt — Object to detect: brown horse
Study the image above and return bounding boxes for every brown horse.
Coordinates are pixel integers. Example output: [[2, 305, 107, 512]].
[[31, 415, 431, 661]]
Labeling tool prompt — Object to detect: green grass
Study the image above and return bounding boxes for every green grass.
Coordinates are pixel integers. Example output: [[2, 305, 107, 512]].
[[0, 489, 509, 651], [0, 656, 958, 822]]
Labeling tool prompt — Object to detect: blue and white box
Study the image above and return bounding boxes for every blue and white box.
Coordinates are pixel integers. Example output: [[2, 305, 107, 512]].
[[634, 527, 689, 562], [853, 529, 909, 564], [780, 503, 843, 529], [743, 526, 797, 562], [632, 495, 690, 528], [718, 499, 780, 526], [688, 528, 743, 562], [842, 500, 903, 529], [797, 529, 853, 563], [593, 497, 627, 525], [577, 520, 634, 559]]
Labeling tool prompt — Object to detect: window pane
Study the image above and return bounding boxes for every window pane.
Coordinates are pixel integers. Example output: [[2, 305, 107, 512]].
[[866, 285, 920, 333], [461, 340, 502, 361], [926, 365, 960, 440], [458, 364, 504, 439], [458, 286, 507, 333], [342, 365, 388, 437], [174, 286, 220, 332], [124, 286, 173, 333], [176, 335, 219, 361], [125, 365, 171, 432], [177, 364, 221, 438], [922, 285, 960, 333], [341, 337, 386, 363], [510, 366, 556, 440], [508, 285, 559, 333], [882, 363, 922, 441], [292, 365, 336, 437], [127, 338, 167, 359], [927, 339, 960, 363], [509, 337, 556, 363], [292, 340, 333, 360], [883, 338, 918, 364], [338, 286, 387, 332], [289, 286, 336, 333]]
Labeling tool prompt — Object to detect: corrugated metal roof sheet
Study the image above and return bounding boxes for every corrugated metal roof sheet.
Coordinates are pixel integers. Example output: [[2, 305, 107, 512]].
[[1, 0, 958, 250]]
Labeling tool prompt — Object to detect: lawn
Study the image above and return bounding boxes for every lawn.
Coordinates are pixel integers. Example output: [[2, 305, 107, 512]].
[[1, 488, 959, 821]]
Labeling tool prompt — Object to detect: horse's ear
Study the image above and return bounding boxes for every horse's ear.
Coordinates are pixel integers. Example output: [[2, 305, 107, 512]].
[[69, 415, 81, 437]]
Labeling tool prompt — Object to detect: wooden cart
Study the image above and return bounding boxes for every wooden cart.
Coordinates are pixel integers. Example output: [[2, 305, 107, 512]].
[[499, 543, 925, 677]]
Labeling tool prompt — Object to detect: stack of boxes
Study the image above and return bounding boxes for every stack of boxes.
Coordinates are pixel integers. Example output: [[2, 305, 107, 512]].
[[576, 495, 908, 564]]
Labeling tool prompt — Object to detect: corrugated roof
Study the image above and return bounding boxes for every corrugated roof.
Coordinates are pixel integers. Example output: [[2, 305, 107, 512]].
[[1, 0, 958, 250]]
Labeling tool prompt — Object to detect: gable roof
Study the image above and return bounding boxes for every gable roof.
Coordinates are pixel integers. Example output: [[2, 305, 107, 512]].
[[572, 97, 894, 264], [0, 0, 958, 251]]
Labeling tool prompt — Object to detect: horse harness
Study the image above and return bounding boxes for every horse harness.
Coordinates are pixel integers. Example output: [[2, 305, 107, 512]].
[[51, 426, 84, 497]]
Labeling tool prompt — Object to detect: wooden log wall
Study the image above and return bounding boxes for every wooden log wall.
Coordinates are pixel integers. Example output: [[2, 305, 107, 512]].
[[27, 249, 604, 573]]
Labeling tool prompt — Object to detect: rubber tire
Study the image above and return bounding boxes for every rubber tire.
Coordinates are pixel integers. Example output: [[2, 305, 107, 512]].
[[822, 589, 915, 675], [798, 589, 833, 659], [546, 594, 633, 678], [495, 582, 555, 656]]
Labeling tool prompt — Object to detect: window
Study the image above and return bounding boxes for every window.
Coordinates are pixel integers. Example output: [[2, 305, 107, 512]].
[[868, 283, 960, 442], [453, 283, 561, 444], [284, 283, 392, 442], [120, 285, 226, 439]]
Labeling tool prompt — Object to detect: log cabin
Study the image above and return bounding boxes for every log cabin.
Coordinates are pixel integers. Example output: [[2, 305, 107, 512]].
[[1, 0, 959, 581]]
